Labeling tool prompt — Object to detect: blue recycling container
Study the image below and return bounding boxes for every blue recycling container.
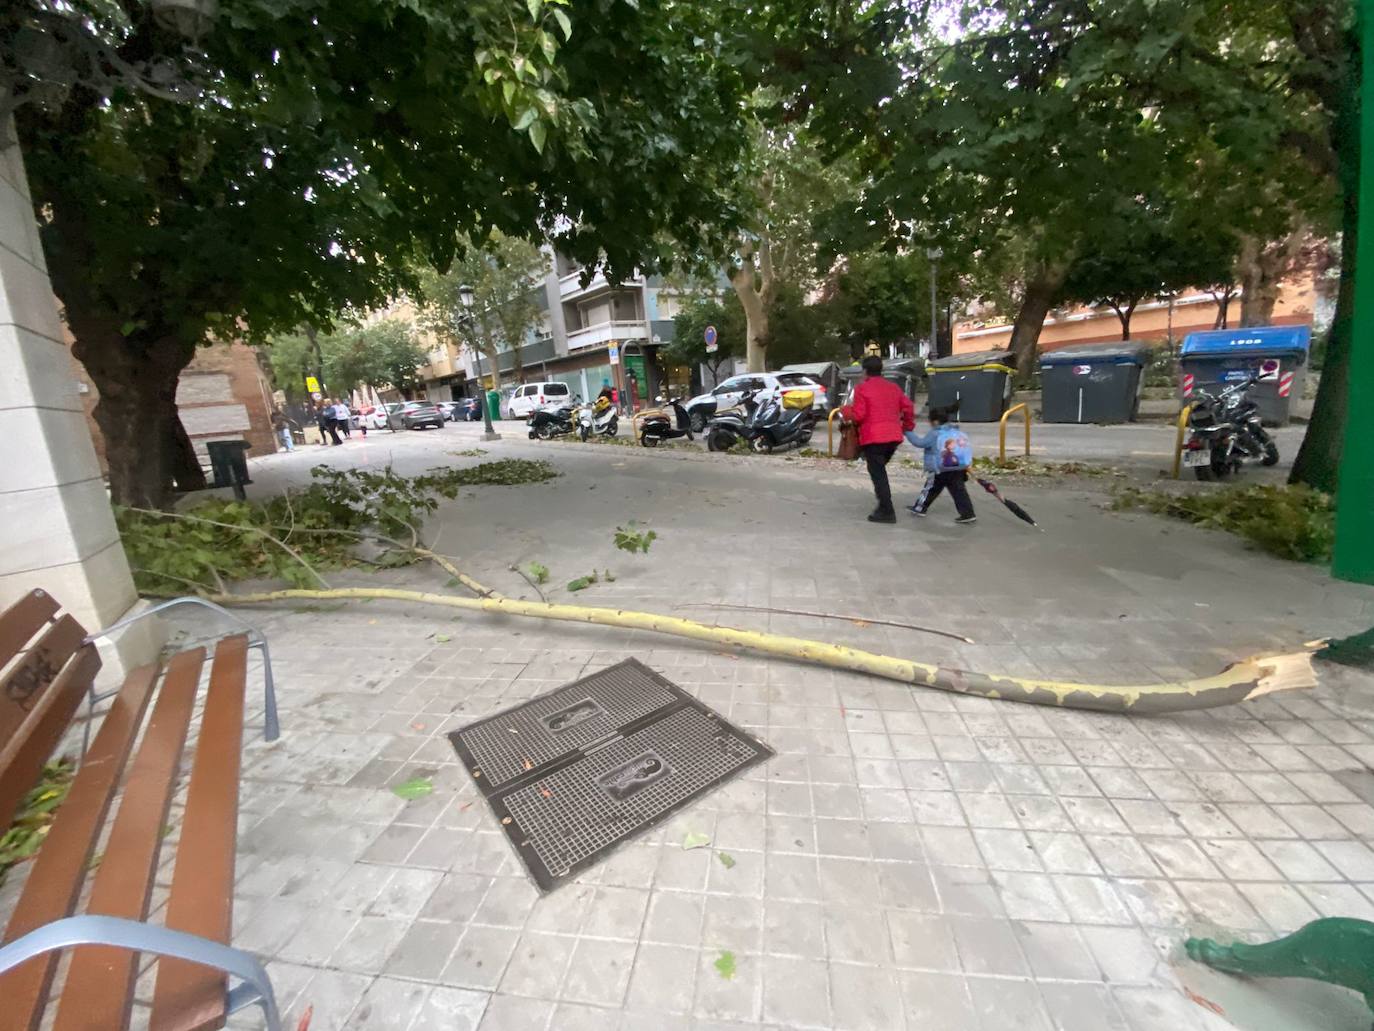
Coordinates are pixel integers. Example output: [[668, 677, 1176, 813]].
[[1179, 325, 1310, 426]]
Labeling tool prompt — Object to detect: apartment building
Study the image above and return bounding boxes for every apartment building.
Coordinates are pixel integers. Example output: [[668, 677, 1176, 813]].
[[417, 250, 685, 405]]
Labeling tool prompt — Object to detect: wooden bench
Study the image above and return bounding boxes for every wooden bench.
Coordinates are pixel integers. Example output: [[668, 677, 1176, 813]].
[[0, 589, 282, 1031]]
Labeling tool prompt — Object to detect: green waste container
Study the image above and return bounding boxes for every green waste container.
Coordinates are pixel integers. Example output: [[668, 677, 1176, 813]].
[[926, 350, 1015, 421], [486, 389, 501, 423], [206, 440, 252, 500]]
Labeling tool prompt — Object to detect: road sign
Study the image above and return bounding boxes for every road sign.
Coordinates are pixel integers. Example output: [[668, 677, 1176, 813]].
[[704, 325, 718, 353], [305, 375, 320, 393], [608, 344, 620, 366], [1258, 358, 1281, 382]]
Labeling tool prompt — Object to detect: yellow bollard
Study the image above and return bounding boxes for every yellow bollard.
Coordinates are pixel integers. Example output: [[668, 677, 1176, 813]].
[[1172, 404, 1194, 480], [827, 409, 845, 457], [998, 403, 1031, 463]]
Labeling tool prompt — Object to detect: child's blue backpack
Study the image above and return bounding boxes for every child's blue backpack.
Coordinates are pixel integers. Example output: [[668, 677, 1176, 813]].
[[935, 424, 973, 471]]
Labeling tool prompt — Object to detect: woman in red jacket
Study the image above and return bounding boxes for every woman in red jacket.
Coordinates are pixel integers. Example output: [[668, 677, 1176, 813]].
[[840, 356, 915, 523]]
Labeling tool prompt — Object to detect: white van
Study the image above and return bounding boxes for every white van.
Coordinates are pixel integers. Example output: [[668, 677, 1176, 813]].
[[508, 381, 574, 419]]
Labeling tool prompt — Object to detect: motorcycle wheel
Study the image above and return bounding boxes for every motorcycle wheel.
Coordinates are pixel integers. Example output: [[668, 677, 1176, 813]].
[[750, 435, 772, 455], [1261, 442, 1280, 466], [536, 423, 555, 440], [606, 418, 618, 437], [641, 434, 658, 448], [578, 424, 590, 442], [707, 430, 732, 452], [528, 430, 537, 440], [689, 410, 708, 433]]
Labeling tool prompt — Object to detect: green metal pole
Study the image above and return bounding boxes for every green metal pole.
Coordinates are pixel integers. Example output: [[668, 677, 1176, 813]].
[[1333, 2, 1374, 584]]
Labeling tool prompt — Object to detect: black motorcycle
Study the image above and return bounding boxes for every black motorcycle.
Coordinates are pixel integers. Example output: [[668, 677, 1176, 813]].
[[527, 398, 580, 440], [745, 393, 817, 453], [705, 390, 762, 452], [1182, 376, 1279, 480], [638, 396, 694, 447]]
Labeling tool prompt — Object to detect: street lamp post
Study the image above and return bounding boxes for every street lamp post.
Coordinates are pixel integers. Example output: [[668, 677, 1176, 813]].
[[926, 247, 942, 359], [459, 284, 501, 442]]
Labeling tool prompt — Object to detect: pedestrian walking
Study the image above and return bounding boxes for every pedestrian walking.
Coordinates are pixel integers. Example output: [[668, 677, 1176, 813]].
[[271, 409, 296, 452], [906, 405, 977, 524], [839, 355, 915, 523], [318, 398, 342, 446], [333, 399, 352, 439]]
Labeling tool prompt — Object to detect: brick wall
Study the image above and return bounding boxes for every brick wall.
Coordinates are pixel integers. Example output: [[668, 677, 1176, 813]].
[[69, 340, 279, 474]]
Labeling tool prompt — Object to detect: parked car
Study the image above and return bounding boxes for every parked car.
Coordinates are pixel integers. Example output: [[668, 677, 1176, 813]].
[[355, 405, 390, 430], [508, 381, 574, 419], [683, 372, 828, 433], [455, 397, 483, 421], [399, 401, 445, 430], [435, 401, 464, 422]]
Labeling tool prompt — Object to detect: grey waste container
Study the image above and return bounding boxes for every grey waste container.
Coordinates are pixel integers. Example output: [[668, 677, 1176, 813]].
[[926, 350, 1015, 421], [1179, 325, 1310, 426], [838, 357, 926, 406], [206, 440, 252, 500], [1039, 341, 1150, 424]]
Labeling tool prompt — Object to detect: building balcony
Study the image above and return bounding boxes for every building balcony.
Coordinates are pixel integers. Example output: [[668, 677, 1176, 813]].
[[559, 269, 644, 300], [418, 350, 456, 379], [565, 320, 649, 351]]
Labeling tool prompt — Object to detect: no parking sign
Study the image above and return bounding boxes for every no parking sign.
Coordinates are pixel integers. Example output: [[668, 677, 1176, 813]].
[[1258, 358, 1280, 381]]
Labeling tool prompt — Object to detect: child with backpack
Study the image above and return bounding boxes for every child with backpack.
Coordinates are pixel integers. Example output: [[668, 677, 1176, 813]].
[[905, 405, 977, 524]]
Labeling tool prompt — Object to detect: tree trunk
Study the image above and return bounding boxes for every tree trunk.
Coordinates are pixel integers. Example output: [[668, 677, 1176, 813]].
[[730, 263, 770, 373], [1291, 192, 1356, 492], [1237, 228, 1308, 327], [1209, 286, 1234, 329], [69, 325, 197, 509], [1108, 299, 1137, 340], [1008, 263, 1068, 377]]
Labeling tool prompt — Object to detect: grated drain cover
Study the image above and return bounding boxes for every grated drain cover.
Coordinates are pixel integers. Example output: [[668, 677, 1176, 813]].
[[449, 658, 772, 891]]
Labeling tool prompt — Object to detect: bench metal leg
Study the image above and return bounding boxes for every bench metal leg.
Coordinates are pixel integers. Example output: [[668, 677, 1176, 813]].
[[0, 914, 280, 1030], [83, 596, 281, 742]]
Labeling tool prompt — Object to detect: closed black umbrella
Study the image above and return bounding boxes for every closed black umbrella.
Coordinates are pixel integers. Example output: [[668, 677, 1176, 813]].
[[975, 477, 1041, 530]]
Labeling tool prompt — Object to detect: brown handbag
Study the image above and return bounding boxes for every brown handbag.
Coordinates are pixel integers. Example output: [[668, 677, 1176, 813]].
[[837, 421, 861, 461]]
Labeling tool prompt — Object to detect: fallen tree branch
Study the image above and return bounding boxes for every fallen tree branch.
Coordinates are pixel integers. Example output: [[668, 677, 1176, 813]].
[[128, 506, 332, 590], [169, 586, 1318, 714], [679, 602, 975, 644]]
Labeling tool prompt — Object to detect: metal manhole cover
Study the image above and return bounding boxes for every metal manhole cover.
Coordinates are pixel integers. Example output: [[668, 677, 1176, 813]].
[[449, 658, 772, 891]]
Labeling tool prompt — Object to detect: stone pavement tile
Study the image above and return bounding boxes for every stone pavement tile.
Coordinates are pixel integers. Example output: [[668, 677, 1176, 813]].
[[1112, 986, 1229, 1031], [625, 943, 698, 1015], [1235, 881, 1322, 933], [761, 954, 830, 1028], [560, 938, 637, 1007], [367, 867, 445, 919], [993, 871, 1071, 922], [702, 894, 764, 953], [814, 818, 868, 860], [909, 790, 965, 827], [278, 907, 360, 965], [497, 931, 576, 998], [342, 976, 431, 1031], [524, 882, 593, 933], [886, 910, 959, 971], [332, 915, 412, 975], [1299, 882, 1374, 920], [1117, 879, 1191, 927], [824, 904, 891, 965], [360, 823, 426, 866], [763, 899, 826, 959], [1064, 798, 1131, 835], [968, 976, 1054, 1031], [234, 898, 313, 956], [643, 890, 706, 946], [1257, 839, 1344, 881], [549, 1003, 620, 1031], [715, 811, 767, 852], [1277, 803, 1350, 838], [657, 843, 714, 890], [867, 822, 924, 861], [284, 968, 374, 1030], [898, 970, 976, 1026], [828, 963, 904, 1031], [960, 794, 1021, 830], [921, 826, 981, 867], [1167, 803, 1243, 840], [1140, 838, 1223, 881], [1196, 838, 1282, 881], [708, 846, 763, 896], [426, 872, 494, 923], [471, 876, 541, 929], [475, 994, 554, 1031], [1328, 803, 1374, 836], [817, 856, 882, 906], [1016, 921, 1101, 981], [694, 949, 762, 1023], [441, 925, 520, 991], [580, 886, 651, 940], [1087, 835, 1163, 878], [974, 828, 1043, 872], [383, 919, 463, 982], [1039, 982, 1129, 1031], [949, 915, 1029, 976], [1175, 880, 1266, 929], [933, 864, 1006, 918], [1028, 832, 1101, 875], [876, 860, 940, 911], [408, 986, 489, 1031], [1010, 795, 1075, 833], [1222, 802, 1298, 839], [1315, 840, 1374, 879]]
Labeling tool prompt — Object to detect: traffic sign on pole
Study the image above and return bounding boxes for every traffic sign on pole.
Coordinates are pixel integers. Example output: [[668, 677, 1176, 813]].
[[704, 325, 718, 353], [305, 375, 320, 394], [608, 344, 620, 366]]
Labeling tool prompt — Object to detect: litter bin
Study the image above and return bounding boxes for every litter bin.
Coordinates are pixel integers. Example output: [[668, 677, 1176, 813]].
[[1180, 325, 1310, 426], [1039, 341, 1151, 424], [485, 389, 501, 423], [838, 356, 926, 406], [205, 440, 252, 500], [926, 350, 1015, 421]]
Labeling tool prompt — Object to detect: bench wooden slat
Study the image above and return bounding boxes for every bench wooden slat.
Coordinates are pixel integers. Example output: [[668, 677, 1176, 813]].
[[0, 643, 100, 832], [0, 589, 61, 670], [150, 636, 249, 1031], [0, 663, 161, 1031], [0, 615, 88, 747], [51, 647, 206, 1031]]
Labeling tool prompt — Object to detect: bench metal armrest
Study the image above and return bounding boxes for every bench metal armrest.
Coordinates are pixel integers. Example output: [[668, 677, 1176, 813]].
[[0, 915, 280, 1031], [83, 597, 280, 742]]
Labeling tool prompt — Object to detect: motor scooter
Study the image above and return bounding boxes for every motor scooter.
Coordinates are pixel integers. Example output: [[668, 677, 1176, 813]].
[[745, 390, 817, 453], [706, 390, 762, 452], [638, 396, 694, 447], [577, 396, 620, 441], [527, 397, 580, 440]]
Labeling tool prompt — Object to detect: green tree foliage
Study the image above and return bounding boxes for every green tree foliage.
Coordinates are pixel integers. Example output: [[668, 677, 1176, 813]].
[[13, 0, 771, 507], [824, 249, 936, 357], [321, 318, 429, 396], [662, 293, 744, 381], [416, 234, 547, 389]]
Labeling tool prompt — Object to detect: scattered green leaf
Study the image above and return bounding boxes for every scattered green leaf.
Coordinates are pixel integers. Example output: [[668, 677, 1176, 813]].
[[528, 562, 550, 584], [392, 777, 435, 801], [682, 831, 711, 850], [566, 572, 599, 592], [714, 950, 737, 980], [434, 633, 452, 643], [614, 523, 658, 554], [716, 851, 736, 869], [1, 759, 75, 886]]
